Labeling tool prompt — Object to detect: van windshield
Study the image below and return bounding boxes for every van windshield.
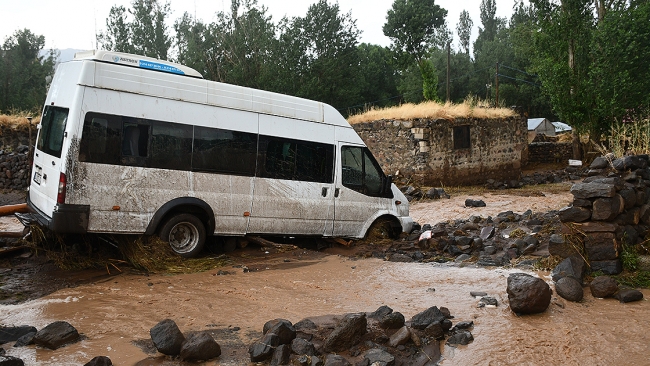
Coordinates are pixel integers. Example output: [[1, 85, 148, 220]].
[[37, 106, 69, 158]]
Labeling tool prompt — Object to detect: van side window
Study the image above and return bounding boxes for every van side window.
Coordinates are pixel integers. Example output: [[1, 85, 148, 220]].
[[259, 136, 334, 183], [193, 127, 257, 176], [150, 121, 192, 171], [122, 121, 150, 158], [341, 146, 385, 197], [79, 113, 121, 164]]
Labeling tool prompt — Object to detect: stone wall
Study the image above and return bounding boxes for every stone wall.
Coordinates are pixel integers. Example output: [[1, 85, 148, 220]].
[[353, 116, 528, 186], [0, 150, 31, 190], [528, 142, 572, 163], [556, 155, 650, 274]]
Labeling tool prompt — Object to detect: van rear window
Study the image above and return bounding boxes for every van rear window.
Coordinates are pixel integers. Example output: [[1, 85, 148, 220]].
[[36, 106, 69, 158]]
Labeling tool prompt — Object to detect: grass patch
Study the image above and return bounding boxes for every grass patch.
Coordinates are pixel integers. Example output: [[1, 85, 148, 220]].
[[533, 255, 562, 271], [614, 270, 650, 289], [347, 100, 516, 124]]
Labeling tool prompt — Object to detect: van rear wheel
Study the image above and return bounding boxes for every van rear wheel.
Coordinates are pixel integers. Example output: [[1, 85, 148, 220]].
[[160, 214, 206, 258]]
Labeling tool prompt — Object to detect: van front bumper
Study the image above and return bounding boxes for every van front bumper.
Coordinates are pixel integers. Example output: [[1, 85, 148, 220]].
[[398, 216, 415, 234], [24, 195, 89, 234]]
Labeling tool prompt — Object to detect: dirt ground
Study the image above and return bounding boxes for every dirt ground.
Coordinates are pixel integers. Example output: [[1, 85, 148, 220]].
[[2, 184, 648, 366]]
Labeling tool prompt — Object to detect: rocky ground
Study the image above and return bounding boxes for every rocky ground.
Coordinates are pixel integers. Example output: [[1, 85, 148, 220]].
[[0, 163, 647, 365]]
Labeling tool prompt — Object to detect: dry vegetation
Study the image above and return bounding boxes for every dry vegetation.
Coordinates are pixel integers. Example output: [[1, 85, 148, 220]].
[[347, 100, 516, 124], [0, 113, 40, 128]]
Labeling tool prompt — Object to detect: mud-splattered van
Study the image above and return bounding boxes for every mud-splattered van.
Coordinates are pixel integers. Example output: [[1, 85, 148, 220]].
[[26, 50, 413, 257]]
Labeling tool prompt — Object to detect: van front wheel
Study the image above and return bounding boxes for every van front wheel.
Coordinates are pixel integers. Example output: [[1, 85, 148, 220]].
[[160, 214, 206, 258]]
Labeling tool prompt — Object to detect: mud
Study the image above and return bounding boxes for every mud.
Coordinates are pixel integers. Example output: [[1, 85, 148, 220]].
[[0, 257, 648, 365], [0, 188, 649, 365]]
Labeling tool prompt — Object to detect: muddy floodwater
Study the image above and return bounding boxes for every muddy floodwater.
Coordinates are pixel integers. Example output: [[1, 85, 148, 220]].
[[0, 256, 648, 365]]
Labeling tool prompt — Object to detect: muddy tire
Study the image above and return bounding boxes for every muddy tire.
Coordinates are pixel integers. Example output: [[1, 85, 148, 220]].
[[366, 219, 399, 240], [160, 214, 206, 258]]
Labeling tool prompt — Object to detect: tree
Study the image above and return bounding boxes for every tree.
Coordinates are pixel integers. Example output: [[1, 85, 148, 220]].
[[129, 0, 172, 59], [0, 29, 56, 112], [355, 43, 400, 112], [383, 0, 447, 101], [174, 14, 213, 77], [97, 6, 133, 53], [273, 0, 363, 110], [590, 1, 650, 123], [97, 0, 172, 60], [456, 10, 473, 55]]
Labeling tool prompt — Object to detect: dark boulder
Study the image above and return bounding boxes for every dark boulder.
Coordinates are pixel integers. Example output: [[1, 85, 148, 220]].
[[0, 326, 37, 344], [570, 182, 616, 199], [83, 356, 113, 366], [465, 199, 486, 207], [548, 234, 580, 258], [612, 155, 647, 171], [551, 256, 586, 282], [266, 320, 296, 345], [507, 273, 551, 314], [424, 321, 445, 340], [615, 289, 644, 303], [479, 226, 495, 240], [149, 319, 185, 356], [592, 195, 624, 221], [589, 276, 619, 298], [446, 330, 474, 346], [590, 259, 623, 275], [33, 321, 80, 350], [388, 326, 411, 347], [270, 344, 291, 366], [555, 276, 584, 302], [295, 319, 318, 331], [558, 206, 591, 223], [180, 332, 221, 361], [12, 332, 35, 347], [291, 337, 316, 356], [323, 313, 367, 352], [363, 348, 395, 366], [590, 156, 609, 169], [0, 356, 24, 366], [410, 341, 441, 366], [378, 312, 405, 329], [249, 332, 280, 362], [324, 354, 351, 366], [410, 306, 445, 330], [369, 305, 393, 319]]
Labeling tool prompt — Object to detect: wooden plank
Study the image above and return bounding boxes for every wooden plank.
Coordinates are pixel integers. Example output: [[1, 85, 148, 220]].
[[0, 203, 28, 216]]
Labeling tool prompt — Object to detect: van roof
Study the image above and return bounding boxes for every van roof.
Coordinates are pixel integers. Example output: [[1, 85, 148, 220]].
[[74, 50, 204, 78]]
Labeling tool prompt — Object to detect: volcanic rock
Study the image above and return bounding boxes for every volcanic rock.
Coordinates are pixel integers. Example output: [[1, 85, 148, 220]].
[[507, 273, 551, 314]]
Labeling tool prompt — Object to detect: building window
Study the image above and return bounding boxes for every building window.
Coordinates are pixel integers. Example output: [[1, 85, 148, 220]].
[[453, 125, 471, 150]]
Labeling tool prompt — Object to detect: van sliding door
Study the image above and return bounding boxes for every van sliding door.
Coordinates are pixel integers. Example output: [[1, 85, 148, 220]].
[[248, 115, 335, 236]]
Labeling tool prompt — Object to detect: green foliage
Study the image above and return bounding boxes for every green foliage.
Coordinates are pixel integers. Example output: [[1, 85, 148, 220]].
[[383, 0, 447, 66], [590, 2, 650, 124], [398, 65, 424, 104], [97, 0, 172, 60], [0, 29, 56, 113], [456, 10, 473, 55], [419, 59, 439, 101], [614, 271, 650, 289]]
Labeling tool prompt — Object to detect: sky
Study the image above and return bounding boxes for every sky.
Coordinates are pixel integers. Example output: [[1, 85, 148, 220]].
[[1, 0, 514, 53]]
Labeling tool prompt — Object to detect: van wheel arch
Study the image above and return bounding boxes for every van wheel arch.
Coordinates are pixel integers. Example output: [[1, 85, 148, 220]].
[[145, 197, 215, 236], [365, 215, 402, 239]]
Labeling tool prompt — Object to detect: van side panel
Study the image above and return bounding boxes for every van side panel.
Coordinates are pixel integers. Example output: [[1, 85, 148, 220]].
[[70, 87, 256, 235], [247, 114, 335, 235]]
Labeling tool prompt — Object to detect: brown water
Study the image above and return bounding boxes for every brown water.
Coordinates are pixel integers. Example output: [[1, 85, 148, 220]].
[[1, 256, 648, 365]]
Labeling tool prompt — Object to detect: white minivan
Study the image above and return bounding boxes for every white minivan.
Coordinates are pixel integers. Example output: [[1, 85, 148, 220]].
[[26, 50, 413, 257]]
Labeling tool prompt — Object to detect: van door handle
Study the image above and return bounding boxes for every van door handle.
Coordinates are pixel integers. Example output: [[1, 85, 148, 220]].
[[334, 188, 340, 198], [322, 187, 328, 197], [51, 161, 55, 166]]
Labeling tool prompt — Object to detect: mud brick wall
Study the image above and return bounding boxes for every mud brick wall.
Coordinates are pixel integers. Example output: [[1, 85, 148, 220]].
[[352, 116, 528, 186], [0, 151, 31, 190], [528, 142, 572, 163], [555, 155, 650, 274]]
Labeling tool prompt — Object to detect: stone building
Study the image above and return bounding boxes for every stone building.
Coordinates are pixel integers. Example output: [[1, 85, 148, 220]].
[[352, 116, 527, 186]]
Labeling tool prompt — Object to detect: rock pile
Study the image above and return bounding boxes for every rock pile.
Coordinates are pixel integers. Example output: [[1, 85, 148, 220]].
[[248, 305, 476, 365], [556, 154, 650, 274], [388, 209, 559, 268], [149, 319, 221, 362]]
